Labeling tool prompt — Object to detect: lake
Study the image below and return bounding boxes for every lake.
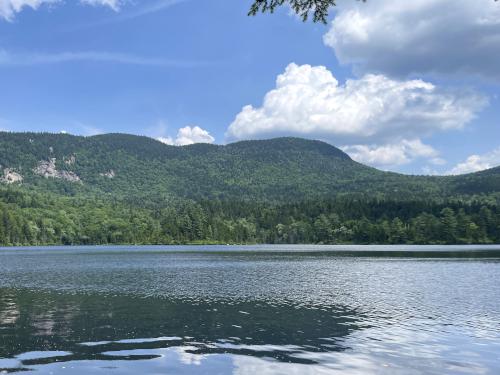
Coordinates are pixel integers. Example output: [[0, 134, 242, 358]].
[[1, 245, 500, 374]]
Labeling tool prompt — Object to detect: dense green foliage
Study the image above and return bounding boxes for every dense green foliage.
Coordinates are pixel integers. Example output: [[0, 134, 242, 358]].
[[1, 186, 499, 245], [4, 132, 498, 201], [1, 132, 499, 245], [0, 132, 418, 201]]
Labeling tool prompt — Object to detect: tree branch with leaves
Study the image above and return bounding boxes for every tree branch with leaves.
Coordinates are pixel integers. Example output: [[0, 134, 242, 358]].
[[248, 0, 497, 24], [248, 0, 364, 23]]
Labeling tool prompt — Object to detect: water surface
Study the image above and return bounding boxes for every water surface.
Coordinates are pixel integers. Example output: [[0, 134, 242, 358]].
[[1, 245, 500, 374]]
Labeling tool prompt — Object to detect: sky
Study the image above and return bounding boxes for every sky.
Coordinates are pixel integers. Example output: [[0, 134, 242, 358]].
[[0, 0, 499, 175]]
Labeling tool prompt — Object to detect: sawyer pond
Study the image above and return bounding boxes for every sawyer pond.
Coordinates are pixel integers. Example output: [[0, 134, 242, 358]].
[[1, 245, 500, 374]]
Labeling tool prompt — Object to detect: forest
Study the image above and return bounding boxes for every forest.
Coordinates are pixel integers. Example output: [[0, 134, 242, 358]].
[[1, 186, 499, 245], [1, 132, 499, 246]]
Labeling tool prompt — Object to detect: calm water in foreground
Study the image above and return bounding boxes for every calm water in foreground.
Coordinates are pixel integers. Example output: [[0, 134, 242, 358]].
[[1, 245, 500, 374]]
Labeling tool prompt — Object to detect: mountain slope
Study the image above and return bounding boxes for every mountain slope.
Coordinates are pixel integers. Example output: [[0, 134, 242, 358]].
[[1, 132, 500, 246], [0, 132, 499, 202]]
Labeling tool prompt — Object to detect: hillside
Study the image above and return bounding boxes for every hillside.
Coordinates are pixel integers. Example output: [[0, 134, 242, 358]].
[[1, 131, 492, 202], [0, 132, 499, 246]]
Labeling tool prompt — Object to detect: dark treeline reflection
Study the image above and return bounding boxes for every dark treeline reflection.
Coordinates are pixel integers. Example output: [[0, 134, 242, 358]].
[[0, 288, 360, 370]]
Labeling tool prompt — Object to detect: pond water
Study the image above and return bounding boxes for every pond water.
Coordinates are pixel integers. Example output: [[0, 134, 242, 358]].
[[1, 245, 500, 374]]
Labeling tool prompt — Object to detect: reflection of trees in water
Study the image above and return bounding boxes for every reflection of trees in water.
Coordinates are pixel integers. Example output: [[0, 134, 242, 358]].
[[0, 294, 20, 325], [0, 288, 363, 368]]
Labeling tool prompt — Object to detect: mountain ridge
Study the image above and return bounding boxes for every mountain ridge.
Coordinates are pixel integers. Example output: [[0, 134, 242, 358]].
[[1, 131, 499, 246], [3, 130, 496, 174], [0, 131, 499, 202]]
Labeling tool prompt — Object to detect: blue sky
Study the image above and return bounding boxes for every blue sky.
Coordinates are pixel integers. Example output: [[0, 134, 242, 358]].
[[0, 0, 499, 175]]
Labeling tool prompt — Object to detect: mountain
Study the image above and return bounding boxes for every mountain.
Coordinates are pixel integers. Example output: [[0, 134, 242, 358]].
[[1, 132, 499, 246], [2, 131, 497, 201]]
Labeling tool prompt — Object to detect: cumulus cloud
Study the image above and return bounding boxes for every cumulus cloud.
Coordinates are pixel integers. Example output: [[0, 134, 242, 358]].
[[156, 126, 215, 146], [0, 0, 120, 20], [175, 126, 215, 145], [323, 0, 500, 79], [156, 136, 175, 145], [343, 139, 444, 168], [447, 147, 500, 175], [0, 0, 58, 21], [226, 63, 486, 167], [227, 63, 485, 142]]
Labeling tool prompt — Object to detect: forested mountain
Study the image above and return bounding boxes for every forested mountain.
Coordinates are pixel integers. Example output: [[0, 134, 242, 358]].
[[2, 132, 400, 201], [1, 131, 496, 200], [1, 132, 499, 246]]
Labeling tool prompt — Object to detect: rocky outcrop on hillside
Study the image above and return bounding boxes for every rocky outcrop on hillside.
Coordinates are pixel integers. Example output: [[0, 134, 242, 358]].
[[33, 158, 81, 182], [34, 159, 58, 178], [0, 168, 23, 184], [57, 170, 81, 182], [99, 170, 116, 179], [64, 155, 76, 165]]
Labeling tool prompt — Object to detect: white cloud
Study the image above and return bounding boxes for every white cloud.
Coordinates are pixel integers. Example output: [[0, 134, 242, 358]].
[[447, 147, 500, 175], [0, 0, 184, 21], [342, 139, 441, 168], [157, 136, 175, 145], [226, 63, 486, 167], [80, 0, 121, 11], [0, 0, 58, 21], [324, 0, 500, 79], [156, 126, 215, 146], [175, 126, 215, 146], [0, 0, 123, 20]]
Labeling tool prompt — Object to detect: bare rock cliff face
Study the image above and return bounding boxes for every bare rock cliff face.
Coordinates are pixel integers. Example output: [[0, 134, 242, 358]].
[[34, 158, 58, 178], [33, 158, 81, 182], [0, 168, 23, 184]]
